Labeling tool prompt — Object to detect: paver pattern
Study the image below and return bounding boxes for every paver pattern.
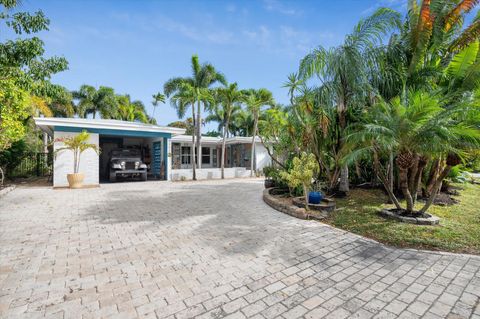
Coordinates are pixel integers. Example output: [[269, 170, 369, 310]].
[[1, 179, 479, 319]]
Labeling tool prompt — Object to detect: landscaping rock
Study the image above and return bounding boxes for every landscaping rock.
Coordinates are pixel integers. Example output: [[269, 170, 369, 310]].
[[379, 209, 440, 225]]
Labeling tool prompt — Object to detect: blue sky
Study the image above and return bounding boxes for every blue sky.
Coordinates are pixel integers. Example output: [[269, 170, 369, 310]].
[[13, 0, 411, 129]]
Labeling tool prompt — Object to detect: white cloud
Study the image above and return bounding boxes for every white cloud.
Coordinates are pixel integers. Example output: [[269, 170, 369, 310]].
[[361, 0, 407, 15], [263, 0, 301, 16], [226, 4, 236, 13]]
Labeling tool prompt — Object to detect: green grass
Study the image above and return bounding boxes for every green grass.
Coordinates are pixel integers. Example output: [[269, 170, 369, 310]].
[[323, 183, 480, 255]]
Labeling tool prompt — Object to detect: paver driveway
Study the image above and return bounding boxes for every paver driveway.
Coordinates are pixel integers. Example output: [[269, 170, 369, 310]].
[[1, 179, 479, 319]]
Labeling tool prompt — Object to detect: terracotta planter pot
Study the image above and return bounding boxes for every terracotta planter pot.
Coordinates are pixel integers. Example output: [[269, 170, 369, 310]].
[[67, 173, 84, 189]]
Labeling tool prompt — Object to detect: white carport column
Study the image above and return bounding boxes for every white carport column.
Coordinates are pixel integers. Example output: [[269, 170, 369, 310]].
[[166, 137, 172, 181]]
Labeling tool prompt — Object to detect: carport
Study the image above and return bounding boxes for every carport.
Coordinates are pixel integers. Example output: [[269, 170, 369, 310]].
[[34, 117, 185, 187]]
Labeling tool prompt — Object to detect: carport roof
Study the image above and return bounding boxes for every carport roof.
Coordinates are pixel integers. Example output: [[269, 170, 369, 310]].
[[34, 117, 185, 137]]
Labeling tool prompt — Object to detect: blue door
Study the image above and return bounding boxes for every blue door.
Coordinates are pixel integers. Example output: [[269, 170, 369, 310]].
[[152, 141, 162, 178]]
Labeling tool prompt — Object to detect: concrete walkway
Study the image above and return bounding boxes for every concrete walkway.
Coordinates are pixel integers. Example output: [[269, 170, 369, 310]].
[[0, 179, 479, 319]]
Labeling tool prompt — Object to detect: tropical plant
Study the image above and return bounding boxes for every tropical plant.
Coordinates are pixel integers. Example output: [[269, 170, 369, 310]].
[[245, 88, 275, 176], [115, 95, 149, 123], [298, 7, 402, 193], [344, 90, 480, 215], [151, 92, 165, 124], [54, 131, 100, 174], [230, 109, 255, 136], [212, 83, 246, 178], [167, 82, 214, 180], [72, 85, 117, 119], [280, 152, 319, 209], [168, 119, 195, 135], [164, 55, 226, 169]]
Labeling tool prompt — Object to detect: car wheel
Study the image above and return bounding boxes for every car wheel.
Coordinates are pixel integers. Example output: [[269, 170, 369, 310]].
[[109, 170, 117, 182], [141, 173, 147, 181]]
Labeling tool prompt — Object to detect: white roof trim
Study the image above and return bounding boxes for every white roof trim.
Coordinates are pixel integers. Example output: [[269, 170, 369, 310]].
[[171, 135, 261, 145], [34, 117, 185, 135]]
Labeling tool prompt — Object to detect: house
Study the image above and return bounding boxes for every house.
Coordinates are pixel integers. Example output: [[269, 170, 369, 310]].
[[34, 117, 271, 187], [35, 117, 184, 187], [170, 135, 271, 180]]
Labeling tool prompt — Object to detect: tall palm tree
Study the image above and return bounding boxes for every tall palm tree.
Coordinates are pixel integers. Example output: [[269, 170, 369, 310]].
[[299, 7, 401, 194], [245, 88, 275, 176], [151, 92, 165, 124], [164, 55, 226, 169], [212, 83, 245, 179], [169, 82, 213, 180]]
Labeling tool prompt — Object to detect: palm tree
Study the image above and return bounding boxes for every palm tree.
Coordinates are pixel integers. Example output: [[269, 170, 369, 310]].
[[164, 55, 226, 169], [169, 82, 213, 180], [151, 92, 165, 124], [212, 83, 245, 178], [115, 95, 149, 123], [230, 109, 254, 136], [72, 85, 117, 119], [345, 90, 480, 214], [299, 7, 401, 194], [245, 88, 275, 176]]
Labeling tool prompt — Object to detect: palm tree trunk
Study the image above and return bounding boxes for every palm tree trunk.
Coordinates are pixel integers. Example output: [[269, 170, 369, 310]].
[[420, 165, 452, 214], [221, 118, 229, 179], [191, 104, 197, 180], [339, 166, 349, 193], [388, 153, 394, 194], [303, 183, 309, 211], [250, 113, 258, 177], [412, 158, 427, 204], [337, 95, 349, 194], [408, 154, 419, 196], [399, 167, 414, 213], [426, 158, 441, 196], [196, 100, 202, 169], [373, 150, 401, 209]]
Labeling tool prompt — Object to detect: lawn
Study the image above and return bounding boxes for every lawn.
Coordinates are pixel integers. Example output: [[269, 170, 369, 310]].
[[324, 183, 480, 255]]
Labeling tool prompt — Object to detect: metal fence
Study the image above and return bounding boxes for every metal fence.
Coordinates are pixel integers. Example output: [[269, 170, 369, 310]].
[[8, 152, 52, 178]]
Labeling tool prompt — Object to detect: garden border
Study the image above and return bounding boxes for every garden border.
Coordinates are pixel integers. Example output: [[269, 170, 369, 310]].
[[262, 188, 328, 220]]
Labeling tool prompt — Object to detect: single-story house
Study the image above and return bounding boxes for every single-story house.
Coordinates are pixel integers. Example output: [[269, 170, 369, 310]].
[[35, 117, 271, 187], [170, 135, 271, 180]]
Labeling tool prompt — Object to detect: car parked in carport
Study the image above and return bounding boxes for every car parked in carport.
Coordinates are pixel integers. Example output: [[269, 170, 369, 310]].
[[109, 149, 147, 182]]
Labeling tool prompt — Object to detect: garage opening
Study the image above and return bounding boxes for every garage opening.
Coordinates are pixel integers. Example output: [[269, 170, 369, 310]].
[[99, 135, 166, 182]]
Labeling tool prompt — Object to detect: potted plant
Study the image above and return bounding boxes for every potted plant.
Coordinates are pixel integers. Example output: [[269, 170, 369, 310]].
[[308, 182, 324, 204], [54, 131, 100, 189], [280, 152, 319, 209]]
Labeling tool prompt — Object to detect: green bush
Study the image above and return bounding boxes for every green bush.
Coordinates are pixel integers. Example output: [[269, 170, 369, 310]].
[[0, 139, 27, 174]]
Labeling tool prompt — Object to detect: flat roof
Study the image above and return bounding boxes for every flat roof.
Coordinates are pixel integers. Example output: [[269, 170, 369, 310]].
[[34, 117, 185, 136], [171, 135, 261, 144]]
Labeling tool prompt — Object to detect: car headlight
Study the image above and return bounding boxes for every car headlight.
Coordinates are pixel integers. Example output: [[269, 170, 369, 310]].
[[112, 163, 122, 169], [120, 161, 126, 169], [135, 161, 140, 169], [139, 163, 147, 169]]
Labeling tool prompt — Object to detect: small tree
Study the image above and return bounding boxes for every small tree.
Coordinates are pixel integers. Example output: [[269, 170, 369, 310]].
[[54, 131, 100, 174], [280, 152, 319, 209]]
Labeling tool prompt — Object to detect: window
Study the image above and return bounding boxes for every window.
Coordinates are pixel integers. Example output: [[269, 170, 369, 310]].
[[181, 146, 191, 164], [202, 147, 211, 165]]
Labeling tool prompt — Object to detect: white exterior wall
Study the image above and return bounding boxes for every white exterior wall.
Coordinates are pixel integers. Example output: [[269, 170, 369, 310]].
[[255, 143, 271, 172], [170, 167, 251, 181], [53, 131, 99, 187], [167, 138, 172, 181]]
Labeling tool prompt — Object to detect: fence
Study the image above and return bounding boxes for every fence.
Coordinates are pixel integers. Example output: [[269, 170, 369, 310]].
[[7, 152, 52, 178]]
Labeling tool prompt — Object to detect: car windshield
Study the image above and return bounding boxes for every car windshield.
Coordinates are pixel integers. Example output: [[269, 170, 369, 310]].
[[111, 149, 141, 157]]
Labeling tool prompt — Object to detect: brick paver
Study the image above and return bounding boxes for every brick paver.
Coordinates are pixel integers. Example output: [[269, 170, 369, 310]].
[[1, 179, 479, 318]]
